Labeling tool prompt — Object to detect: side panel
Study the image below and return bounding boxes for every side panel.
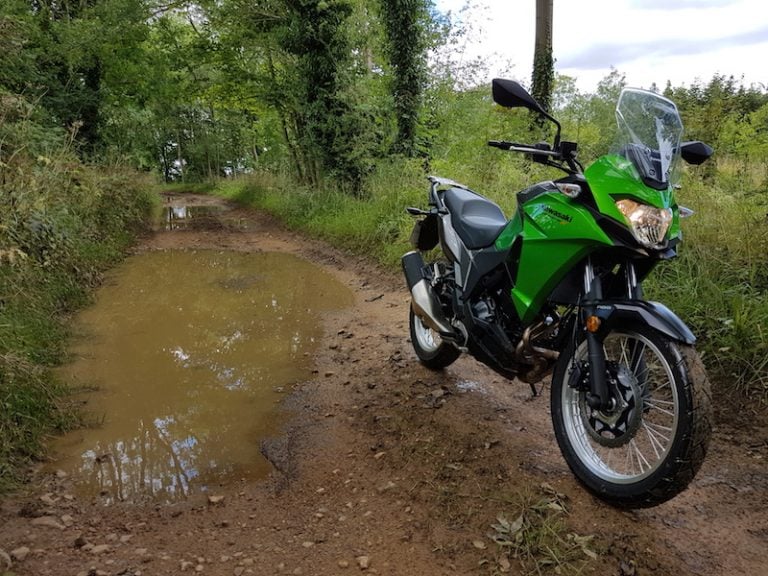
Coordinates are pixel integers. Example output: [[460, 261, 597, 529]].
[[511, 191, 613, 322]]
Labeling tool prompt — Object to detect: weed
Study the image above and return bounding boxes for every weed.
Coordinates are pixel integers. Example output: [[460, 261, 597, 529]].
[[488, 484, 597, 575]]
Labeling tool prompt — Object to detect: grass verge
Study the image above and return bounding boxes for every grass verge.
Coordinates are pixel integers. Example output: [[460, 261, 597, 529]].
[[0, 160, 158, 492]]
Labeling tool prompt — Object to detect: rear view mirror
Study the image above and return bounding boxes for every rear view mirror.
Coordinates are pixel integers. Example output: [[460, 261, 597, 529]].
[[680, 141, 713, 165], [492, 79, 545, 114]]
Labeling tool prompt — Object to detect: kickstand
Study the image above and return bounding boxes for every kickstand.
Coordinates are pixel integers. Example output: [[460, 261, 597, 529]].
[[528, 381, 539, 397]]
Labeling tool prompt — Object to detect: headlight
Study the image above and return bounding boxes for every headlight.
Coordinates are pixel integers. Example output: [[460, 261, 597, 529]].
[[615, 199, 672, 248]]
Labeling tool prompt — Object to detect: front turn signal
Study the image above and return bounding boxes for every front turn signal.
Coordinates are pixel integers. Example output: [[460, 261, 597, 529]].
[[585, 315, 601, 333]]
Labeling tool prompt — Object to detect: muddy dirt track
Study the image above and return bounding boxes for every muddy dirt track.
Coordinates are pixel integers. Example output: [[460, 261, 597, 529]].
[[1, 193, 767, 576]]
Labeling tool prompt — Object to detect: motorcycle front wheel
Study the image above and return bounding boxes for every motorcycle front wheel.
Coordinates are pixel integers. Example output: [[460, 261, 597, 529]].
[[550, 323, 712, 507]]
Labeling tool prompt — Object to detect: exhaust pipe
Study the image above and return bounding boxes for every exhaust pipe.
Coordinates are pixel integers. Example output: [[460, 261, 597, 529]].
[[401, 251, 453, 335]]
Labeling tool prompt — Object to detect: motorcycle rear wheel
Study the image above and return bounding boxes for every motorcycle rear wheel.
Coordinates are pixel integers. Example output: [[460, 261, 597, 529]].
[[550, 322, 711, 507], [409, 308, 461, 370]]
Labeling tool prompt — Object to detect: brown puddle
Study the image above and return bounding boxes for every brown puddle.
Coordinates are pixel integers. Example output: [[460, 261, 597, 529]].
[[49, 250, 353, 503]]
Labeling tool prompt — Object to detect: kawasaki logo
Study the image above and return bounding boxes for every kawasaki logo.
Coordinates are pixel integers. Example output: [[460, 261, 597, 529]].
[[544, 206, 573, 223]]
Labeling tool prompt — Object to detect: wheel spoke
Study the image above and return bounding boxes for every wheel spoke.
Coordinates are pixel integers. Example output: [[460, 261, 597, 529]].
[[629, 342, 647, 377], [645, 402, 675, 417], [643, 422, 667, 458], [631, 438, 652, 472]]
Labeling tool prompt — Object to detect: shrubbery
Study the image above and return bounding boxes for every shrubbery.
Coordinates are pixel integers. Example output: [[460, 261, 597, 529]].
[[0, 93, 156, 489]]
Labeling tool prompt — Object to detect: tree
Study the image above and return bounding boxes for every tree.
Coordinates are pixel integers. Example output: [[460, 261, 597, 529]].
[[379, 0, 429, 157], [531, 0, 553, 112], [281, 0, 373, 192]]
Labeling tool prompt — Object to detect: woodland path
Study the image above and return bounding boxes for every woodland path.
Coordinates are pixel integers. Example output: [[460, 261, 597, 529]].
[[0, 193, 766, 576]]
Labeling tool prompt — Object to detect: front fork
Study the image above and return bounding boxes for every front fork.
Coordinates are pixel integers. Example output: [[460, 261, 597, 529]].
[[580, 258, 641, 410]]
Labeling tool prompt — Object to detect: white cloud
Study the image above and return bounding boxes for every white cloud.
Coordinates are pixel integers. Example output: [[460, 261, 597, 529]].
[[433, 0, 768, 91]]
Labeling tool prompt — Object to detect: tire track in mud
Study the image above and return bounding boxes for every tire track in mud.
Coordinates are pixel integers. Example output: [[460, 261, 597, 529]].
[[0, 192, 766, 576]]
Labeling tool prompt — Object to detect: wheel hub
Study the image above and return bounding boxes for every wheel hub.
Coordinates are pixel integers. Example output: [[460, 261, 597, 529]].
[[579, 362, 644, 448]]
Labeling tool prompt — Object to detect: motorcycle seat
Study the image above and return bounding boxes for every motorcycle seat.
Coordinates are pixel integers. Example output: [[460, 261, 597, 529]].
[[443, 187, 507, 249]]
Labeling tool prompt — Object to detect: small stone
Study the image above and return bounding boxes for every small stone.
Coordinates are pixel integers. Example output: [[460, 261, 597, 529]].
[[120, 534, 133, 543], [292, 568, 303, 575], [31, 516, 66, 530], [91, 544, 110, 555], [356, 556, 370, 570], [207, 495, 225, 505], [377, 481, 396, 493], [472, 539, 487, 550], [324, 371, 334, 377], [373, 451, 385, 460], [10, 546, 30, 562], [220, 555, 232, 562], [195, 564, 204, 572], [181, 560, 195, 571], [499, 555, 511, 572], [234, 568, 245, 576], [338, 559, 350, 568], [135, 548, 148, 555], [74, 535, 89, 548], [301, 541, 314, 548], [40, 493, 58, 505], [55, 469, 68, 479], [61, 514, 75, 527]]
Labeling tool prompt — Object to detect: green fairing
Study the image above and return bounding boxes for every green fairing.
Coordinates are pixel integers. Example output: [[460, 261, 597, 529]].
[[499, 190, 613, 323], [586, 154, 681, 239], [586, 155, 674, 212], [498, 155, 680, 323]]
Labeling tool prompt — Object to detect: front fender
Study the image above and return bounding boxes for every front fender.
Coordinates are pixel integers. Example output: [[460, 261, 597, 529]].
[[593, 300, 695, 345]]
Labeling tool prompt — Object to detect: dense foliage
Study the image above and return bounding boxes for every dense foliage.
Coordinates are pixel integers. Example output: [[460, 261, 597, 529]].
[[2, 0, 768, 486]]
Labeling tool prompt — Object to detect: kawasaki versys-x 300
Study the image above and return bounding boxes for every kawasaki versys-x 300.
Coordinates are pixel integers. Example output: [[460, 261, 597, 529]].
[[402, 79, 713, 507]]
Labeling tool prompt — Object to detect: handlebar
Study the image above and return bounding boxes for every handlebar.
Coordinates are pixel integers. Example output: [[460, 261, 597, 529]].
[[488, 140, 526, 150], [488, 139, 583, 175], [487, 140, 560, 157]]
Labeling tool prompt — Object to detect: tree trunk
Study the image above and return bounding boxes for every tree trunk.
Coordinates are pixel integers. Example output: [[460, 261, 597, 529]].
[[532, 0, 554, 112]]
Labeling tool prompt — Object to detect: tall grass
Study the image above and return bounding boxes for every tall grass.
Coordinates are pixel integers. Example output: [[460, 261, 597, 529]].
[[646, 167, 768, 399], [0, 98, 158, 489]]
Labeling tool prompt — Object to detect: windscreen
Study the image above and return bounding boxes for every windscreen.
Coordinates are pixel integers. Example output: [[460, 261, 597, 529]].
[[614, 89, 683, 190]]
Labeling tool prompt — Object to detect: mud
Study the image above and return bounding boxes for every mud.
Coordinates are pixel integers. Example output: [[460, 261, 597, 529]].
[[0, 192, 766, 576]]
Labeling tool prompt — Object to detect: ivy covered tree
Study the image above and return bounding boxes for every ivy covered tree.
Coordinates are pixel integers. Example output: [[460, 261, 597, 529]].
[[532, 0, 554, 112], [281, 0, 374, 192], [379, 0, 430, 157]]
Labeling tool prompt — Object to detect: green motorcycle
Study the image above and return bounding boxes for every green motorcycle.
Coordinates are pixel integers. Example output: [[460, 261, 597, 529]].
[[402, 79, 713, 507]]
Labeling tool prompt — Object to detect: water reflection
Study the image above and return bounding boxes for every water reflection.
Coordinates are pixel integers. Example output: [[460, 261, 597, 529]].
[[163, 205, 225, 230], [50, 250, 353, 503]]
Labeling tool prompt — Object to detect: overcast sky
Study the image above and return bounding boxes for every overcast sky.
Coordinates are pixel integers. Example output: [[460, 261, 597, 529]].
[[433, 0, 768, 92]]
